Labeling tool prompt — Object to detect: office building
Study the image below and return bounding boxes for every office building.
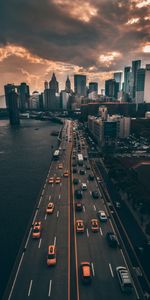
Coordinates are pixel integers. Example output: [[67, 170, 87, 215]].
[[144, 64, 150, 103], [74, 74, 86, 97], [7, 90, 20, 125], [65, 76, 71, 93], [44, 73, 60, 110], [4, 84, 15, 108], [17, 82, 30, 111], [49, 73, 59, 93], [132, 60, 141, 99], [105, 79, 119, 99], [60, 90, 70, 110], [135, 68, 145, 104], [114, 72, 122, 91], [124, 66, 132, 100]]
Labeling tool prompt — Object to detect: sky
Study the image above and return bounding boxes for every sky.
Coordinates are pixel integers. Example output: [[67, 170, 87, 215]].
[[0, 0, 150, 95]]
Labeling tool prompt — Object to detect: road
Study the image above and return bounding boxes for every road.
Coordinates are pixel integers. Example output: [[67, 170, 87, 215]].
[[3, 120, 145, 300]]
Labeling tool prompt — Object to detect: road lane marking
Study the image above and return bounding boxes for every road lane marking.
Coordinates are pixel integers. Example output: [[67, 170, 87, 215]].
[[99, 227, 103, 236], [25, 228, 32, 249], [32, 209, 38, 224], [49, 195, 51, 201], [109, 263, 114, 277], [91, 263, 95, 276], [45, 214, 47, 220], [93, 204, 96, 211], [48, 280, 52, 297], [38, 196, 42, 207], [44, 183, 46, 188], [52, 184, 53, 187], [60, 183, 62, 186], [83, 205, 85, 212], [90, 191, 92, 195], [57, 210, 59, 218], [38, 238, 42, 249], [59, 194, 61, 199], [54, 236, 56, 246], [42, 190, 44, 196], [28, 280, 33, 296], [8, 253, 25, 300], [86, 228, 89, 238]]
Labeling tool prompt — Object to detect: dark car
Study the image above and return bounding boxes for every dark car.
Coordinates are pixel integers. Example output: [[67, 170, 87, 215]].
[[88, 174, 94, 181], [73, 155, 76, 160], [106, 232, 118, 248], [72, 162, 77, 167], [92, 191, 99, 199], [80, 169, 85, 175], [73, 168, 77, 174], [75, 201, 83, 211], [73, 178, 79, 185], [75, 189, 83, 199]]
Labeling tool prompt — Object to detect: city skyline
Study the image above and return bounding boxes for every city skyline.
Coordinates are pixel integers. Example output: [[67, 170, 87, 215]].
[[0, 0, 150, 94]]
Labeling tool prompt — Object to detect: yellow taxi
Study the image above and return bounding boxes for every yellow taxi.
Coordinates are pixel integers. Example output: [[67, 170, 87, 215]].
[[32, 221, 41, 238], [48, 177, 54, 184], [46, 202, 54, 214], [76, 220, 84, 233], [91, 219, 99, 232], [47, 245, 56, 266], [63, 170, 69, 177], [58, 163, 63, 169], [55, 177, 61, 184]]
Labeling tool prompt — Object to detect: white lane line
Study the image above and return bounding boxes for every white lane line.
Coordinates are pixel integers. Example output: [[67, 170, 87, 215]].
[[38, 196, 42, 207], [45, 214, 47, 220], [52, 184, 54, 187], [44, 183, 46, 188], [42, 190, 44, 196], [32, 209, 38, 224], [83, 205, 85, 212], [49, 195, 51, 201], [48, 280, 52, 297], [99, 227, 103, 236], [90, 191, 92, 195], [93, 204, 96, 211], [57, 210, 59, 218], [59, 194, 61, 199], [109, 263, 114, 277], [86, 228, 89, 238], [8, 253, 25, 300], [60, 183, 62, 186], [38, 238, 42, 249], [54, 236, 57, 246], [87, 180, 89, 184], [28, 280, 33, 297], [91, 263, 95, 276], [25, 228, 32, 249]]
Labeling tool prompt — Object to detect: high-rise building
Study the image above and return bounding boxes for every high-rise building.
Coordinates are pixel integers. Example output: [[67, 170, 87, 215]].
[[135, 68, 145, 104], [144, 64, 150, 103], [7, 90, 20, 125], [60, 90, 70, 110], [132, 60, 141, 99], [49, 73, 59, 93], [114, 72, 122, 91], [89, 82, 98, 94], [74, 74, 86, 96], [105, 79, 119, 99], [65, 76, 71, 93], [17, 82, 30, 111], [124, 66, 131, 94], [44, 81, 48, 90], [4, 84, 15, 108]]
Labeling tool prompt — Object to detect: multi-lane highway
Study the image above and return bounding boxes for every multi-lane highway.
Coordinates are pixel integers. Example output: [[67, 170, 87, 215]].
[[3, 119, 146, 300]]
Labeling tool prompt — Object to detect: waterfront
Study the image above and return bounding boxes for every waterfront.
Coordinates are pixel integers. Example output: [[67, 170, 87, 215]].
[[0, 119, 62, 298]]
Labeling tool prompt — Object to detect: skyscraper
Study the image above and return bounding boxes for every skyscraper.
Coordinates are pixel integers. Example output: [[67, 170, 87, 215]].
[[4, 84, 15, 108], [144, 64, 150, 103], [65, 76, 71, 93], [135, 68, 145, 104], [74, 74, 86, 97], [89, 82, 98, 94], [132, 60, 141, 99], [114, 72, 122, 91], [105, 79, 119, 99], [49, 73, 59, 93], [124, 67, 131, 94], [7, 90, 20, 125], [17, 82, 30, 111]]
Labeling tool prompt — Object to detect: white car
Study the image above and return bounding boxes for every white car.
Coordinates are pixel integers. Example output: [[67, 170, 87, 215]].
[[97, 210, 107, 222], [116, 266, 132, 293], [81, 183, 87, 191]]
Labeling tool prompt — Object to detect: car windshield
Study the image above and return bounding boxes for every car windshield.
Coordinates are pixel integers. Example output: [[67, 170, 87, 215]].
[[48, 254, 55, 259]]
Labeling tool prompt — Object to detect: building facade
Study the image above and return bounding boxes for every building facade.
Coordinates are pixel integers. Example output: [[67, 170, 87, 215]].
[[135, 68, 145, 104], [74, 74, 86, 97], [144, 64, 150, 103]]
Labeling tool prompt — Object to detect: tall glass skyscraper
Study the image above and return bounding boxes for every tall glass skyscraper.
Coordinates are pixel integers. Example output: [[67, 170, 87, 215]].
[[132, 60, 141, 99], [74, 75, 86, 96], [135, 68, 145, 104]]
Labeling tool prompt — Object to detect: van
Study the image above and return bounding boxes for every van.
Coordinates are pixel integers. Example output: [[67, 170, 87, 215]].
[[116, 266, 132, 293], [81, 183, 87, 190]]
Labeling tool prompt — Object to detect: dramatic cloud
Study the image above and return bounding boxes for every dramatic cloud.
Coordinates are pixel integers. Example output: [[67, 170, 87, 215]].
[[0, 0, 150, 94]]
